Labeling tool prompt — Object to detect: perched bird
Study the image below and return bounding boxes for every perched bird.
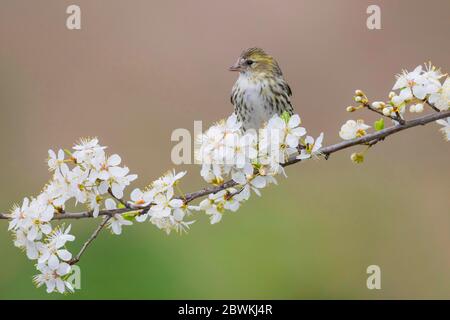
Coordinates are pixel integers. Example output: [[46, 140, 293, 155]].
[[229, 47, 294, 131]]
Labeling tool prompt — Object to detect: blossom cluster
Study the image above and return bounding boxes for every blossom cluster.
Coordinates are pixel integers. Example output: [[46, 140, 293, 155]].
[[6, 112, 321, 293], [339, 63, 450, 163], [194, 112, 322, 224], [127, 170, 195, 235], [7, 138, 139, 293], [7, 136, 207, 293]]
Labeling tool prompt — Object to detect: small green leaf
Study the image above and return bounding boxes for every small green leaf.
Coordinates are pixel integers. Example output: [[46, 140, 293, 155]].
[[374, 118, 384, 131], [117, 203, 126, 209], [122, 211, 140, 221], [281, 111, 291, 123]]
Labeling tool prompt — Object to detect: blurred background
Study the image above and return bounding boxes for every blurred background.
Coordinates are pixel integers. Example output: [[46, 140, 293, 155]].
[[0, 0, 449, 299]]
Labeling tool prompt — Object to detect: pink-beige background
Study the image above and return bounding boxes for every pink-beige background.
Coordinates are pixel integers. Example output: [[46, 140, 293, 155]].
[[0, 0, 449, 298]]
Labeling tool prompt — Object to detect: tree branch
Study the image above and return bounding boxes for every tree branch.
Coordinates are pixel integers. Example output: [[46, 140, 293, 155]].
[[0, 110, 449, 222], [68, 216, 111, 265]]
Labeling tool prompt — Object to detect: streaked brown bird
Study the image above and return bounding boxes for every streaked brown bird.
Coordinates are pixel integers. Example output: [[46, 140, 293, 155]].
[[229, 47, 294, 130]]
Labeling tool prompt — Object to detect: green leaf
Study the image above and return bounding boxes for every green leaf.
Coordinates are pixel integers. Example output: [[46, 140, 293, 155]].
[[374, 118, 384, 131], [122, 211, 140, 221], [280, 111, 291, 123]]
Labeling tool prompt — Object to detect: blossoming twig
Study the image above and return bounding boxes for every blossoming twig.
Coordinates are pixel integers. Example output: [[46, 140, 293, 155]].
[[0, 110, 447, 223], [289, 110, 449, 165]]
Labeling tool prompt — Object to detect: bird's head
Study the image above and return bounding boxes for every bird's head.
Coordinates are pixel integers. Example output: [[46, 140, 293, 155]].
[[229, 47, 282, 77]]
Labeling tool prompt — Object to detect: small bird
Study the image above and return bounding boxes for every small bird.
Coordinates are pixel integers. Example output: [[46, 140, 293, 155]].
[[229, 47, 294, 131]]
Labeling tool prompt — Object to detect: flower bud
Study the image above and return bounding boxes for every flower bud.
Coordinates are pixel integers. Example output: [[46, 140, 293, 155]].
[[351, 152, 364, 164], [259, 167, 267, 176], [354, 96, 362, 102], [371, 101, 385, 110], [383, 107, 392, 116], [414, 103, 424, 113], [346, 106, 356, 112], [388, 91, 396, 99], [355, 89, 364, 96]]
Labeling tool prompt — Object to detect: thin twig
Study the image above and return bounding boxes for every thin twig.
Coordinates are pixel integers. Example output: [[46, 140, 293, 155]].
[[226, 184, 246, 201], [426, 101, 441, 113], [108, 188, 131, 208], [364, 103, 405, 124], [68, 216, 111, 265], [0, 110, 449, 222], [394, 111, 405, 124]]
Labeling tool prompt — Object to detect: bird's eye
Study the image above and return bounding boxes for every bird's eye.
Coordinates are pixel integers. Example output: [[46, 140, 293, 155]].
[[246, 60, 254, 66]]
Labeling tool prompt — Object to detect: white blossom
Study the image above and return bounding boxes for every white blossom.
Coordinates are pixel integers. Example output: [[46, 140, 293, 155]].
[[47, 149, 67, 172], [198, 195, 224, 224], [428, 77, 450, 111], [393, 65, 440, 100], [284, 114, 307, 148], [87, 192, 102, 218], [95, 154, 122, 180], [33, 263, 73, 294], [150, 188, 183, 219], [339, 120, 370, 140], [129, 188, 154, 207], [13, 229, 40, 260], [47, 225, 75, 248], [436, 117, 450, 141], [100, 166, 137, 199], [8, 197, 31, 231], [25, 198, 54, 241], [170, 208, 195, 234], [105, 199, 132, 235], [152, 170, 186, 194], [38, 225, 75, 269], [72, 138, 106, 164], [297, 133, 324, 160]]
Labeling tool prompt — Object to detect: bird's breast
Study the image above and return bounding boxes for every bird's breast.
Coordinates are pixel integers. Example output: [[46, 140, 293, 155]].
[[232, 76, 275, 129]]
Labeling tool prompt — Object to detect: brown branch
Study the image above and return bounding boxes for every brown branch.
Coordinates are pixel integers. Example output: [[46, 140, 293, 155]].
[[0, 110, 449, 222], [284, 110, 449, 166], [68, 216, 111, 265]]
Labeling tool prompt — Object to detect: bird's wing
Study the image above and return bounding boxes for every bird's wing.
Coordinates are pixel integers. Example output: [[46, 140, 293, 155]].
[[283, 81, 292, 97]]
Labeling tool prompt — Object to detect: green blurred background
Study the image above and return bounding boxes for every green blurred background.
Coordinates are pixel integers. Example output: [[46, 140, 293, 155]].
[[0, 0, 449, 299]]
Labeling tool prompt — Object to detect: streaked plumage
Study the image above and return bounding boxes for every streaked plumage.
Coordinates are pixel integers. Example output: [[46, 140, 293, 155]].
[[229, 48, 294, 130]]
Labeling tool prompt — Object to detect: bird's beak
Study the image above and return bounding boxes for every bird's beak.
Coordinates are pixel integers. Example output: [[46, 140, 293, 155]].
[[229, 62, 242, 72]]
